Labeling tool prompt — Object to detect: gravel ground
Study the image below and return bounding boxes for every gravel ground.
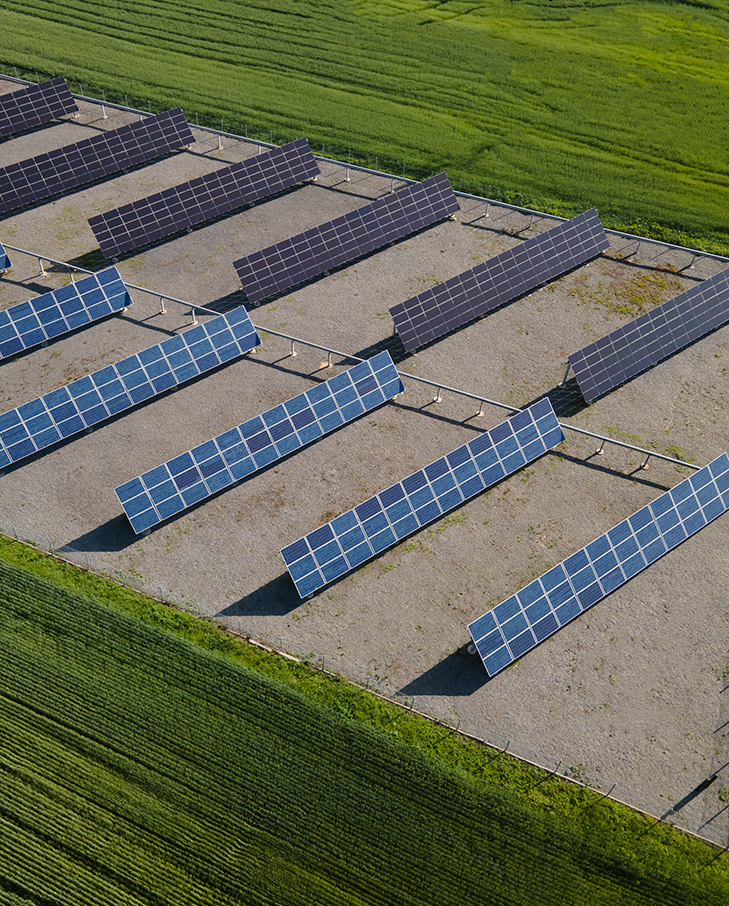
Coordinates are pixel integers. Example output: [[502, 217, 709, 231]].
[[1, 79, 728, 845]]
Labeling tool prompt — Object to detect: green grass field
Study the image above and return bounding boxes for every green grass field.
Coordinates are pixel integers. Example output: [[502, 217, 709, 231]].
[[1, 1, 729, 251], [0, 535, 728, 905]]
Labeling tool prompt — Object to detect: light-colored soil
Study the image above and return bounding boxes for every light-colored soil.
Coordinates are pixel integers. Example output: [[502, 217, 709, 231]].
[[1, 79, 727, 845]]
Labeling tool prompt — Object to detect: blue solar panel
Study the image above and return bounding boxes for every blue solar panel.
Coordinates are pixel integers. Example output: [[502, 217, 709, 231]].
[[281, 399, 564, 598], [569, 267, 729, 403], [233, 173, 459, 304], [0, 241, 10, 272], [0, 78, 77, 138], [391, 209, 609, 353], [0, 266, 131, 361], [469, 453, 729, 677], [0, 307, 260, 469], [115, 351, 404, 533]]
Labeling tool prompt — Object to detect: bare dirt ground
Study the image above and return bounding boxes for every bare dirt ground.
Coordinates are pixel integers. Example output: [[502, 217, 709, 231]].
[[1, 78, 728, 845]]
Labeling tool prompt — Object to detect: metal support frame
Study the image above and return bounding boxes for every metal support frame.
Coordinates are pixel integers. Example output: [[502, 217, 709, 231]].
[[560, 362, 571, 387], [1, 240, 703, 476], [11, 70, 724, 276]]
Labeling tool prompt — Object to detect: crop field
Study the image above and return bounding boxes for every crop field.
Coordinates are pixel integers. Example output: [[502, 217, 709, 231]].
[[1, 543, 728, 906], [1, 1, 729, 249]]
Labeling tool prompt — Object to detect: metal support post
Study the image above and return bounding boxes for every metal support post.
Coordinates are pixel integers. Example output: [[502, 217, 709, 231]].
[[595, 440, 605, 456], [433, 386, 442, 403], [640, 453, 651, 470], [189, 308, 198, 326], [528, 213, 534, 229], [158, 296, 167, 314], [476, 400, 485, 418], [483, 201, 490, 218], [38, 257, 45, 276], [290, 339, 297, 357], [560, 362, 571, 387], [217, 133, 222, 151], [390, 177, 395, 193], [327, 351, 334, 368]]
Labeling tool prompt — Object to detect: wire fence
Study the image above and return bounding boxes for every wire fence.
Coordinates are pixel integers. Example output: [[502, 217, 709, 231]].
[[2, 517, 728, 849], [1, 68, 728, 850], [4, 65, 729, 260]]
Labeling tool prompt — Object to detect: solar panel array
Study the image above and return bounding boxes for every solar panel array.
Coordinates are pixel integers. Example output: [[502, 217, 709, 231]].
[[0, 307, 259, 469], [468, 452, 729, 677], [115, 351, 403, 533], [89, 138, 320, 259], [390, 208, 609, 353], [233, 172, 460, 304], [281, 398, 563, 598], [0, 107, 194, 215], [0, 78, 77, 139], [0, 241, 10, 271], [0, 267, 132, 361], [569, 267, 729, 404]]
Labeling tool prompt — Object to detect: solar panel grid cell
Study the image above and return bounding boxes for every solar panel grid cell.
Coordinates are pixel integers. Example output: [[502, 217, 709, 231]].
[[391, 209, 609, 352], [0, 267, 132, 360], [0, 108, 194, 214], [115, 351, 403, 533], [468, 452, 729, 676], [233, 172, 459, 304], [569, 266, 729, 403], [281, 398, 564, 598], [0, 78, 78, 138], [0, 307, 259, 470], [89, 139, 319, 258]]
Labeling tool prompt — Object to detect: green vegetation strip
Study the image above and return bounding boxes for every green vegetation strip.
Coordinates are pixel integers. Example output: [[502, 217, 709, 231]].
[[2, 1, 729, 255], [0, 535, 727, 905]]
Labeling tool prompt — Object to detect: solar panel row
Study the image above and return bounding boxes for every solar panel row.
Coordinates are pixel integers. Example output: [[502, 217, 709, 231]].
[[0, 107, 194, 214], [233, 172, 460, 304], [0, 241, 10, 272], [468, 452, 729, 677], [0, 266, 131, 360], [0, 307, 259, 469], [115, 351, 403, 533], [569, 267, 729, 404], [281, 398, 563, 598], [89, 138, 320, 259], [0, 77, 77, 139], [390, 208, 609, 353]]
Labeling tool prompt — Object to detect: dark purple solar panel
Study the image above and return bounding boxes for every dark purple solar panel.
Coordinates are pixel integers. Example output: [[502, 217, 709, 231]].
[[569, 266, 729, 403], [233, 172, 459, 304], [0, 78, 77, 139], [0, 108, 194, 214], [89, 138, 319, 258], [390, 209, 609, 353]]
